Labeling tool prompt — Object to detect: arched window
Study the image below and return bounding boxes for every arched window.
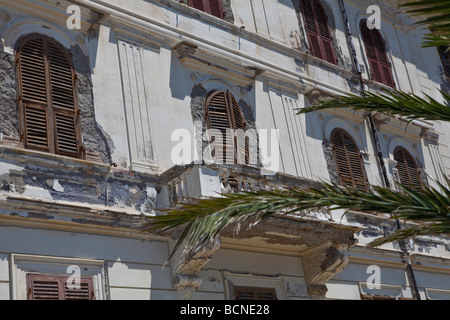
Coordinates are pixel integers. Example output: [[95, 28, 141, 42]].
[[393, 146, 422, 190], [360, 20, 395, 88], [16, 34, 82, 158], [299, 0, 337, 64], [205, 90, 248, 165], [331, 128, 369, 191], [187, 0, 224, 19]]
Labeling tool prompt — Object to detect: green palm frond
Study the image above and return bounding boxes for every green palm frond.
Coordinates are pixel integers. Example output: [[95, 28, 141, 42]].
[[145, 182, 450, 258], [401, 0, 450, 47], [297, 89, 450, 122]]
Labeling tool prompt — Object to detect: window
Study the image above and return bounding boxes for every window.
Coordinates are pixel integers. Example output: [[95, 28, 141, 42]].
[[235, 287, 278, 300], [27, 274, 95, 300], [16, 34, 82, 158], [187, 0, 224, 19], [361, 294, 413, 300], [360, 20, 395, 87], [331, 128, 369, 191], [393, 146, 422, 190], [205, 90, 248, 165], [299, 0, 337, 64], [438, 46, 450, 77]]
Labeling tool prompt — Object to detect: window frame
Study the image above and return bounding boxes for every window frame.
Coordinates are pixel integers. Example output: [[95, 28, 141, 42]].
[[360, 19, 395, 88], [205, 90, 249, 165], [393, 146, 422, 190], [299, 0, 337, 65], [15, 33, 83, 159], [330, 128, 369, 191], [438, 45, 450, 77]]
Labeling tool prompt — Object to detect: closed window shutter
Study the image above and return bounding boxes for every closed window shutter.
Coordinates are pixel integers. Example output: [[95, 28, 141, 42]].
[[360, 20, 395, 87], [189, 0, 204, 11], [18, 37, 51, 151], [394, 147, 422, 190], [331, 129, 369, 191], [228, 93, 248, 165], [48, 41, 79, 156], [27, 274, 95, 300], [17, 35, 81, 158], [205, 90, 248, 164], [208, 0, 223, 19], [300, 0, 337, 64], [187, 0, 224, 19], [235, 287, 277, 300]]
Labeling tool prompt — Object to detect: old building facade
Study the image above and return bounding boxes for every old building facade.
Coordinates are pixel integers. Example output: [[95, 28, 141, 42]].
[[0, 0, 449, 300]]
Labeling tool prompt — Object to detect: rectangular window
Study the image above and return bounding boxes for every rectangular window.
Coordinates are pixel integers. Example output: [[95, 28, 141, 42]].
[[27, 274, 95, 300], [235, 287, 278, 300]]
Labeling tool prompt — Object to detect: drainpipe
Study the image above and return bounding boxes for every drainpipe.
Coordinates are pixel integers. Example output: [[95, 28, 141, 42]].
[[337, 0, 421, 300]]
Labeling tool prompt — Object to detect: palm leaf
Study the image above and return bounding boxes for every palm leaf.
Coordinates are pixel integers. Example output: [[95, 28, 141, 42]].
[[401, 0, 450, 47], [145, 182, 450, 258], [297, 89, 450, 123]]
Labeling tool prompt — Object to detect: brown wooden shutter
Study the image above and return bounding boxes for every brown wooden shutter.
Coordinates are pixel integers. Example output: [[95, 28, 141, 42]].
[[300, 0, 337, 64], [360, 20, 395, 87], [27, 274, 95, 300], [17, 37, 51, 152], [205, 90, 248, 164], [235, 287, 277, 300], [229, 93, 248, 165], [208, 0, 224, 19], [394, 147, 422, 190], [331, 129, 369, 191], [17, 34, 82, 158], [48, 41, 80, 157], [187, 0, 224, 19], [189, 0, 204, 11]]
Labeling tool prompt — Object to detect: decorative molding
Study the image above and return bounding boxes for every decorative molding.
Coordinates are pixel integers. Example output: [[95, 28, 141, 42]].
[[170, 237, 221, 300], [302, 244, 351, 300], [111, 17, 165, 50], [173, 41, 262, 87], [117, 40, 159, 173], [424, 129, 440, 146]]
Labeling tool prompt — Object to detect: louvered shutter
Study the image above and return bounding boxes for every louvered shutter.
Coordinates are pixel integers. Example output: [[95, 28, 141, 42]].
[[235, 287, 277, 300], [48, 41, 79, 157], [17, 35, 81, 158], [18, 37, 51, 151], [64, 279, 94, 300], [206, 91, 232, 163], [331, 129, 369, 191], [360, 20, 395, 87], [229, 94, 248, 165], [27, 274, 95, 300], [300, 0, 337, 64], [394, 147, 421, 190], [205, 90, 248, 165]]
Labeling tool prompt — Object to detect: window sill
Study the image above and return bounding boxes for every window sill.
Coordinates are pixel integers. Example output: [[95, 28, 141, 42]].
[[0, 141, 111, 174]]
